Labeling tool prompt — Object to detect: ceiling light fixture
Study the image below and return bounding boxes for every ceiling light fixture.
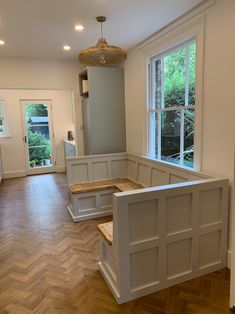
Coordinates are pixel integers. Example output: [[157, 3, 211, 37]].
[[79, 16, 127, 66], [63, 45, 71, 51], [75, 24, 84, 31], [0, 40, 5, 46]]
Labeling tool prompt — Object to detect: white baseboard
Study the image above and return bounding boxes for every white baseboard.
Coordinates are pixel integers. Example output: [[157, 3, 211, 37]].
[[227, 250, 232, 269], [2, 167, 65, 179], [3, 170, 26, 179], [67, 205, 112, 222], [56, 166, 66, 173]]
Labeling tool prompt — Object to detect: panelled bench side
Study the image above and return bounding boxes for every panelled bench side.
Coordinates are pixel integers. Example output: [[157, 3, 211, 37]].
[[99, 177, 229, 304]]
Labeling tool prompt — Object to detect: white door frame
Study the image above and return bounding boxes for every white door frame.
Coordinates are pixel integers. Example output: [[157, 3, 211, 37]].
[[230, 145, 235, 309], [21, 99, 56, 175]]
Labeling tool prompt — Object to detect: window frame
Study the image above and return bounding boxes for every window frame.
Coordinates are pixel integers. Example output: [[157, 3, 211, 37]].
[[148, 39, 196, 168], [146, 24, 203, 171]]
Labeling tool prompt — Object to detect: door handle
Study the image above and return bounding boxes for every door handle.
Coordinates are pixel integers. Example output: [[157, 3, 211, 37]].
[[24, 136, 27, 143]]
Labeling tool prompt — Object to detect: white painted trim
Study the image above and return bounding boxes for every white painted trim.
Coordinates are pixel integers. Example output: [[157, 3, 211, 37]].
[[20, 99, 57, 175], [143, 15, 205, 171], [3, 170, 26, 179], [66, 152, 127, 161], [227, 250, 232, 269], [0, 134, 12, 138], [67, 205, 112, 222], [56, 166, 65, 173], [229, 146, 235, 308], [99, 262, 121, 303]]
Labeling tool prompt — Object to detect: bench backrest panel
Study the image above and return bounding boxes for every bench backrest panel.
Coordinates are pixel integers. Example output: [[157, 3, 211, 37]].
[[66, 152, 212, 186], [66, 153, 128, 184], [127, 154, 211, 187]]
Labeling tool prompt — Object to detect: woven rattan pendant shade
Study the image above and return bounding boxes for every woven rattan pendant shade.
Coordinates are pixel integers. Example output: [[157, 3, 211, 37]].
[[78, 16, 127, 66]]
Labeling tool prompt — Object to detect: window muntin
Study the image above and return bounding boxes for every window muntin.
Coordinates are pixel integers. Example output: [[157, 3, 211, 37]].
[[149, 40, 196, 168]]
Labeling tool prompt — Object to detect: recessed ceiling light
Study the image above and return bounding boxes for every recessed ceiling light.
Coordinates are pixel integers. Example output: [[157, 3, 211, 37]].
[[0, 40, 5, 46], [63, 45, 71, 51], [75, 24, 84, 31]]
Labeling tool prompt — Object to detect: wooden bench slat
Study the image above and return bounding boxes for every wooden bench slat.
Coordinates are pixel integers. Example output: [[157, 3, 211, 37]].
[[97, 221, 113, 245], [69, 178, 143, 194], [116, 182, 143, 192]]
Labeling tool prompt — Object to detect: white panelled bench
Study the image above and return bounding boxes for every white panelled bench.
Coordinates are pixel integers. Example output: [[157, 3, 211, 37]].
[[66, 152, 229, 304], [68, 177, 143, 221]]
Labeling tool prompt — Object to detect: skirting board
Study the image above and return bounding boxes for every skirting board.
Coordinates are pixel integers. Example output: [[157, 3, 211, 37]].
[[56, 166, 66, 173], [67, 205, 112, 222], [2, 167, 65, 179], [3, 170, 26, 179]]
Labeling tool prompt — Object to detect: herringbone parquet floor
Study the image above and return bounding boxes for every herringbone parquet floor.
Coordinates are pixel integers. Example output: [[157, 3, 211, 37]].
[[0, 174, 231, 313]]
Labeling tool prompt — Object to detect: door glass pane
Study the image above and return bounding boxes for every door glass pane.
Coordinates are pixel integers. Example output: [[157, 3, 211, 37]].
[[24, 104, 52, 168], [161, 110, 180, 164], [164, 48, 186, 108], [184, 109, 195, 168]]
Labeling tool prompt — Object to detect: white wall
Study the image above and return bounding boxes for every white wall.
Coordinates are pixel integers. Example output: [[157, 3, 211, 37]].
[[0, 89, 74, 177], [125, 0, 235, 178], [0, 57, 84, 177], [124, 0, 235, 248]]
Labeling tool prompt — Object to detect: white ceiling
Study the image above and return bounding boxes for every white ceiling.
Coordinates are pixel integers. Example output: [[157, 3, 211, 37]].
[[0, 0, 206, 60]]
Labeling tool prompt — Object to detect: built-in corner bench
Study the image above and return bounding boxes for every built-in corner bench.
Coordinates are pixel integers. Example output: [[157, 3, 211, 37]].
[[68, 178, 143, 222], [66, 152, 229, 304]]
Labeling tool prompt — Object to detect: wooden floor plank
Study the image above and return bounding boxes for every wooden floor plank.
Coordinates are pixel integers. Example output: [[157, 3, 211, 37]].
[[0, 173, 231, 313]]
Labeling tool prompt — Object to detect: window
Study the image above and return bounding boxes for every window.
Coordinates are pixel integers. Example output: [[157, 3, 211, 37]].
[[0, 99, 7, 136], [149, 40, 196, 168]]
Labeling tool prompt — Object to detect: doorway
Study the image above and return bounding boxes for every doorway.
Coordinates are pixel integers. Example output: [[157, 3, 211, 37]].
[[21, 100, 55, 175]]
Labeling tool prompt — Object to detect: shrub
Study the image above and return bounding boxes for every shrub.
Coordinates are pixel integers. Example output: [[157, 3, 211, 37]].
[[28, 131, 50, 161]]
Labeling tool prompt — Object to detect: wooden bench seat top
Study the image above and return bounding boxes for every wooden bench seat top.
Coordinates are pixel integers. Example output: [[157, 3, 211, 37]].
[[97, 221, 113, 245], [69, 178, 143, 194]]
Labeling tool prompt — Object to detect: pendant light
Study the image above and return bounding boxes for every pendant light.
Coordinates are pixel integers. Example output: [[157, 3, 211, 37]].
[[78, 16, 127, 66]]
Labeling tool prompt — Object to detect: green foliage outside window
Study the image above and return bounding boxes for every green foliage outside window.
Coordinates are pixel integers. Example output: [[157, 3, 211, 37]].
[[28, 131, 51, 163], [155, 42, 196, 167], [164, 43, 196, 107], [25, 104, 48, 122]]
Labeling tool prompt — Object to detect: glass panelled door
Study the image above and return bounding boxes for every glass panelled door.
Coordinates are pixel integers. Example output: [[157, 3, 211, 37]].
[[21, 100, 55, 174]]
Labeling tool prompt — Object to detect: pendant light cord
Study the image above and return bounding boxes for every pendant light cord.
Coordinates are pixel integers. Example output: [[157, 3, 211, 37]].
[[100, 21, 103, 38]]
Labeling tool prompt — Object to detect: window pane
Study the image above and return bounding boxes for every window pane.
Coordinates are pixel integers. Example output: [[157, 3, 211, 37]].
[[153, 59, 162, 109], [161, 110, 180, 164], [155, 112, 158, 158], [164, 48, 186, 108], [184, 109, 194, 167], [0, 102, 5, 134], [0, 106, 3, 133], [150, 41, 196, 169], [188, 43, 196, 106]]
